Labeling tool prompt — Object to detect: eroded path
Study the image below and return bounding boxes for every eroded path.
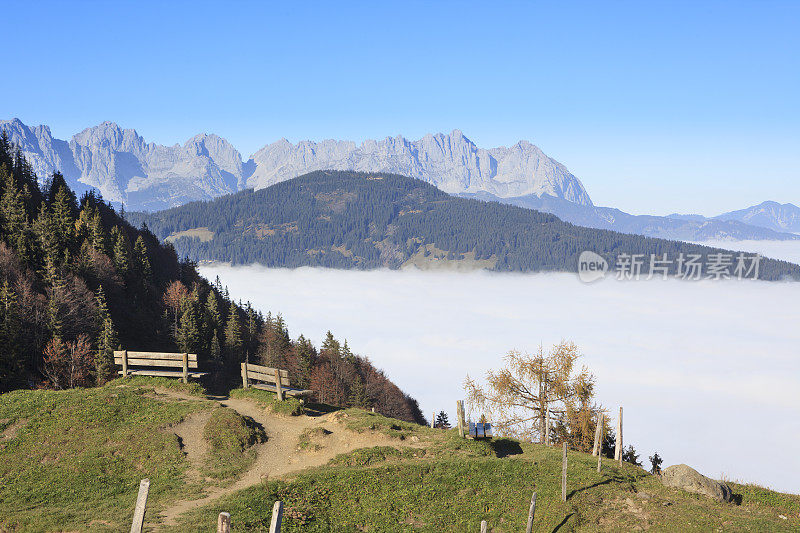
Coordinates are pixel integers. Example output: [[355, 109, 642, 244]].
[[158, 393, 407, 528]]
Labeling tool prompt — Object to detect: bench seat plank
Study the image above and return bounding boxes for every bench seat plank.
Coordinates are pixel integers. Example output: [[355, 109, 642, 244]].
[[117, 369, 208, 378], [250, 382, 313, 397]]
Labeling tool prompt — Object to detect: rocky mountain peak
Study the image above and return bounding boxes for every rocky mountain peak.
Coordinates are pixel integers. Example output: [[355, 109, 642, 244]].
[[1, 118, 594, 210]]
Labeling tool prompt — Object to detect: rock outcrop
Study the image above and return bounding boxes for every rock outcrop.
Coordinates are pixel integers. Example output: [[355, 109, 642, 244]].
[[661, 464, 732, 502]]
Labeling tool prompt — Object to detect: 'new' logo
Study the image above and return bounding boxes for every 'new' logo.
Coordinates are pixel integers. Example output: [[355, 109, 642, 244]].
[[578, 251, 608, 283]]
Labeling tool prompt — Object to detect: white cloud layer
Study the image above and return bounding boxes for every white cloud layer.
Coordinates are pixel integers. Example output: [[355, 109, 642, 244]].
[[199, 241, 800, 493]]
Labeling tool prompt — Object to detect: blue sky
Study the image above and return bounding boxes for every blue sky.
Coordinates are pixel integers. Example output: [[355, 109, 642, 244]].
[[2, 1, 798, 215]]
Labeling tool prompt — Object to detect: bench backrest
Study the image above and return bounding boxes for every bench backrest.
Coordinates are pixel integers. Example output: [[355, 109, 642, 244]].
[[241, 362, 289, 386], [114, 351, 198, 369]]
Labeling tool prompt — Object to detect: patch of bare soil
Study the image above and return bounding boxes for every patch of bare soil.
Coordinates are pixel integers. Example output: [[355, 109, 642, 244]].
[[157, 397, 411, 528], [0, 418, 26, 441]]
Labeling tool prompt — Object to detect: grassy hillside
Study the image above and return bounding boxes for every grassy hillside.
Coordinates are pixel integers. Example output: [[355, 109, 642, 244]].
[[1, 379, 797, 532], [129, 171, 800, 280]]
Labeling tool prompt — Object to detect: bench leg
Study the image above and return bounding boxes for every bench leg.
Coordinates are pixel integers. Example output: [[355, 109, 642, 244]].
[[182, 353, 188, 384]]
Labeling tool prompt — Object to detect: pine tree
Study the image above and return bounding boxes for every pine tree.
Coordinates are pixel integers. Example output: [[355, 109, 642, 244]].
[[0, 169, 32, 262], [210, 328, 222, 361], [111, 226, 131, 275], [348, 374, 368, 408], [293, 335, 315, 390], [223, 301, 243, 362], [177, 297, 200, 354], [133, 236, 152, 280], [321, 331, 340, 358], [205, 290, 221, 331], [435, 411, 451, 429], [95, 285, 118, 384], [89, 212, 108, 254], [50, 181, 76, 250], [35, 203, 63, 272], [0, 280, 21, 389]]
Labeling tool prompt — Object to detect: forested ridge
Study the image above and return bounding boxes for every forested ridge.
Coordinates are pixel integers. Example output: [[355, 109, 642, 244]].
[[0, 134, 424, 423], [129, 170, 800, 280]]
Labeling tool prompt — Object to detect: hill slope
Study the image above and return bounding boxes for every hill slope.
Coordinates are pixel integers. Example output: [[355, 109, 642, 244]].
[[1, 380, 797, 532], [130, 171, 800, 280]]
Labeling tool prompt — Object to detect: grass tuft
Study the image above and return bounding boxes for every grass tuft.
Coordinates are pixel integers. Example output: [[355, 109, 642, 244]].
[[202, 407, 266, 480], [229, 387, 304, 416]]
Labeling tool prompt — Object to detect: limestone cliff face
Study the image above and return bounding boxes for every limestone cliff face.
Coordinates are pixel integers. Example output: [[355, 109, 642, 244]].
[[1, 119, 592, 210], [247, 130, 593, 205]]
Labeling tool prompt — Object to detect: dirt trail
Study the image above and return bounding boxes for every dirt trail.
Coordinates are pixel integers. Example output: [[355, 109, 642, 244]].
[[158, 394, 408, 528]]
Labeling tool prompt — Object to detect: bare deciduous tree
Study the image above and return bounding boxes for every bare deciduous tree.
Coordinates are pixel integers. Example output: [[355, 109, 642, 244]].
[[42, 334, 94, 389]]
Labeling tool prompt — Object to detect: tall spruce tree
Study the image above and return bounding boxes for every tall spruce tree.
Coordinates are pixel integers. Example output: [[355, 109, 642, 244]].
[[95, 285, 118, 384], [224, 301, 243, 362], [111, 226, 131, 276], [89, 211, 107, 254], [0, 280, 21, 389], [133, 235, 152, 280], [177, 297, 200, 354]]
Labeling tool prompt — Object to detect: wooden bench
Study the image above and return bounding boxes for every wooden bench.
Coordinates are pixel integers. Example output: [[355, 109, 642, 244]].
[[468, 422, 493, 439], [241, 362, 312, 401], [115, 351, 207, 383]]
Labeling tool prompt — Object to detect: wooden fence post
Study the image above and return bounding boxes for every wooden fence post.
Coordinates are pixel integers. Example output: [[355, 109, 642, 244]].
[[457, 400, 465, 438], [592, 411, 602, 456], [544, 400, 550, 446], [242, 362, 249, 389], [480, 519, 487, 532], [275, 370, 284, 402], [597, 414, 604, 473], [130, 478, 150, 533], [615, 406, 623, 464], [431, 412, 435, 428], [525, 491, 537, 533], [269, 500, 284, 533], [181, 353, 189, 384], [122, 350, 128, 378], [561, 442, 568, 502], [217, 512, 231, 533]]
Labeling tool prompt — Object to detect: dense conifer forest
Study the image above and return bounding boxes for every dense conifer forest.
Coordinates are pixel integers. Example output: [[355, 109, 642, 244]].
[[129, 171, 800, 280], [0, 135, 424, 423]]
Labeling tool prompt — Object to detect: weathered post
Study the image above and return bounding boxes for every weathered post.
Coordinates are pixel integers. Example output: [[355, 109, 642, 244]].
[[269, 500, 284, 533], [431, 412, 435, 428], [562, 442, 568, 502], [480, 519, 487, 532], [181, 353, 189, 384], [544, 400, 550, 446], [592, 411, 602, 456], [242, 362, 249, 389], [525, 491, 537, 533], [457, 400, 465, 438], [217, 512, 231, 533], [275, 370, 284, 402], [122, 350, 129, 378], [130, 478, 150, 533], [614, 407, 623, 464], [597, 414, 604, 473]]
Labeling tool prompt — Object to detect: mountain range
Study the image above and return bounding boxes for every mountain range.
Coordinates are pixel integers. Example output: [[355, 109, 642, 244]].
[[2, 118, 797, 241], [0, 118, 589, 209], [464, 193, 800, 241]]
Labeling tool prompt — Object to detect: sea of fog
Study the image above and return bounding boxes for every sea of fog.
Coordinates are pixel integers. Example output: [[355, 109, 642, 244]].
[[199, 240, 800, 493]]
